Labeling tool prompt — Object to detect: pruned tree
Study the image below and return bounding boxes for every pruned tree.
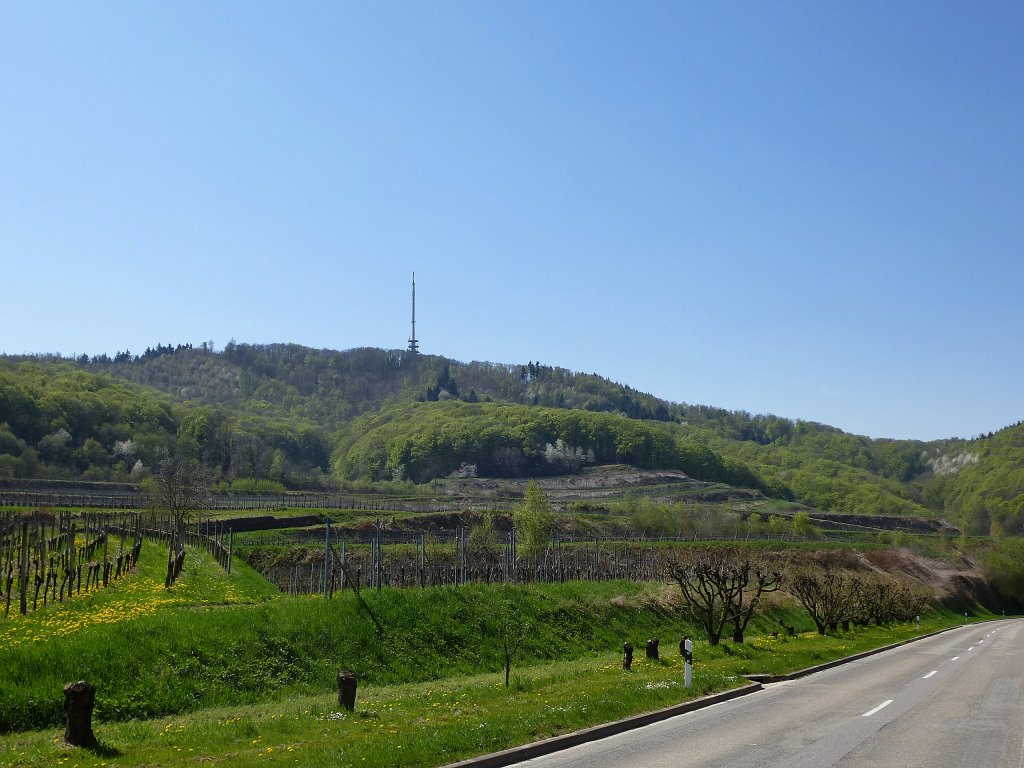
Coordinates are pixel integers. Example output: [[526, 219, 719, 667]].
[[889, 579, 931, 621], [790, 565, 930, 634], [787, 565, 854, 634], [663, 547, 774, 646], [853, 574, 930, 625], [727, 553, 784, 643]]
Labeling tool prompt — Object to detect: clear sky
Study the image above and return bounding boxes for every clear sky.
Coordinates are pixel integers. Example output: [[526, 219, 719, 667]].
[[2, 2, 1022, 442]]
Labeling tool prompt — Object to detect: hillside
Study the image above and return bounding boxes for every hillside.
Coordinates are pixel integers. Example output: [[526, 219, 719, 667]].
[[331, 400, 758, 488], [1, 344, 1021, 534], [937, 422, 1024, 535]]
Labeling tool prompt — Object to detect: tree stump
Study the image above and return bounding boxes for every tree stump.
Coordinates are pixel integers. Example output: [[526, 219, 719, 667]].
[[337, 670, 358, 712], [646, 637, 659, 660], [63, 681, 97, 747], [623, 642, 634, 670]]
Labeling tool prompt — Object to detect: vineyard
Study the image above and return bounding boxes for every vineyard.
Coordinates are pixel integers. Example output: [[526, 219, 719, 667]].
[[251, 528, 668, 595], [0, 511, 142, 618], [0, 510, 240, 618]]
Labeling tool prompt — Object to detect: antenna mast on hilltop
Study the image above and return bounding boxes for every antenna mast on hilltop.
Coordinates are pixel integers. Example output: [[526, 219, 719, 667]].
[[407, 272, 419, 354]]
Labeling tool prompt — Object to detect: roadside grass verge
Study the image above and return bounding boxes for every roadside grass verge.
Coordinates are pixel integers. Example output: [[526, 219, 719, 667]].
[[0, 563, 697, 732], [0, 614, 978, 768]]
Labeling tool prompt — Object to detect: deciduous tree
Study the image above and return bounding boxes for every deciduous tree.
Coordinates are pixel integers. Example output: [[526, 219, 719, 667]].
[[146, 456, 209, 525], [663, 547, 779, 645], [514, 481, 555, 555]]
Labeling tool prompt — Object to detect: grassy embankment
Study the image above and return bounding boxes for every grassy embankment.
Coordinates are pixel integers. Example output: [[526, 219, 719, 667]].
[[0, 542, 990, 768]]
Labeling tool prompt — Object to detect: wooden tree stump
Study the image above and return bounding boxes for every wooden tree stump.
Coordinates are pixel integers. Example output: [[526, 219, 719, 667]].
[[63, 681, 97, 747], [623, 642, 634, 670], [337, 670, 358, 712], [646, 637, 659, 659]]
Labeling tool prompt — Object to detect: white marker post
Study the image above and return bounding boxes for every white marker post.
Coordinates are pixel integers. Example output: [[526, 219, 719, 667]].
[[683, 636, 693, 688]]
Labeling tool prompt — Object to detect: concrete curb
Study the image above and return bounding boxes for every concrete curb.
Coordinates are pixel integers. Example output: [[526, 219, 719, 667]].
[[442, 683, 763, 768], [744, 625, 960, 684]]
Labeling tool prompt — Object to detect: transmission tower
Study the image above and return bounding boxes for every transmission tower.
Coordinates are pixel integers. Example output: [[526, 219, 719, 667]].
[[407, 272, 420, 354]]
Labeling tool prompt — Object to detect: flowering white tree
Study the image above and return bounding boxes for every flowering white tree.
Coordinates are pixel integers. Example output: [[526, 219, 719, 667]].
[[113, 439, 136, 461], [543, 439, 593, 472]]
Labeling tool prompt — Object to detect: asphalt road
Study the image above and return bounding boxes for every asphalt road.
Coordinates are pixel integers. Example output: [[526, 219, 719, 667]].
[[513, 621, 1024, 768]]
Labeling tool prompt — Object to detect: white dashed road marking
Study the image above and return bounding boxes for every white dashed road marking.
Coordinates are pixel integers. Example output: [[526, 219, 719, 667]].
[[863, 700, 894, 717]]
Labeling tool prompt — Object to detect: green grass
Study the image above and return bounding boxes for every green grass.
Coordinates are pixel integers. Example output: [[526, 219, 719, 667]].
[[0, 541, 277, 730], [1, 543, 709, 732], [0, 615, 980, 768], [0, 538, 998, 767]]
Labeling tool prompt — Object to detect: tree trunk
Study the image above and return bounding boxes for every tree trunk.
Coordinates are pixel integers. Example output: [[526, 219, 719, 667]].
[[336, 670, 357, 712], [645, 638, 659, 659], [63, 681, 97, 747]]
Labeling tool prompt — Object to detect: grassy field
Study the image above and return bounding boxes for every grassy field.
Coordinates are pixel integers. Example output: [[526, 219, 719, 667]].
[[0, 541, 989, 768]]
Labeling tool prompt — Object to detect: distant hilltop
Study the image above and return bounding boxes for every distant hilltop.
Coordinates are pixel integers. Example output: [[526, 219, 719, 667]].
[[1, 343, 1021, 535]]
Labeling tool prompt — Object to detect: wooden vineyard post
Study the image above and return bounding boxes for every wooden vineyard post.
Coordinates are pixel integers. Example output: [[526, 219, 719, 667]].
[[375, 524, 382, 592], [453, 528, 459, 587], [164, 523, 174, 588], [461, 527, 468, 586], [340, 540, 346, 592], [72, 517, 79, 583], [419, 533, 425, 589], [510, 528, 516, 584], [323, 517, 331, 599], [19, 521, 29, 615], [557, 537, 564, 583], [102, 518, 109, 587]]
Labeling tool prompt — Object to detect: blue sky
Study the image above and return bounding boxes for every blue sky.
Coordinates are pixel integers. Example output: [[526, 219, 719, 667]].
[[2, 2, 1021, 441]]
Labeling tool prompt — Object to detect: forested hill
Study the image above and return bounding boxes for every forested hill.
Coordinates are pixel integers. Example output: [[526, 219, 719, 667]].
[[0, 343, 1021, 534], [96, 342, 684, 428]]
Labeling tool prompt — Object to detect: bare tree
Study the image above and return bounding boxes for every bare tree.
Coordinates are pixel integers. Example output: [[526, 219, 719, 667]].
[[787, 565, 853, 634], [728, 553, 784, 643], [663, 547, 771, 646], [790, 564, 931, 634], [147, 456, 209, 526], [494, 591, 530, 687], [145, 456, 210, 588], [850, 574, 931, 627]]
